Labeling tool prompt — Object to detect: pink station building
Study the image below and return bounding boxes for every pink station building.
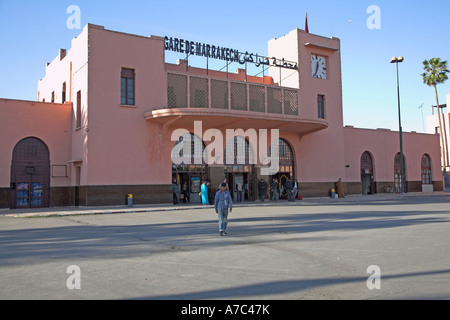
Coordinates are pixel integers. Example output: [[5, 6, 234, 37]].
[[0, 24, 444, 209]]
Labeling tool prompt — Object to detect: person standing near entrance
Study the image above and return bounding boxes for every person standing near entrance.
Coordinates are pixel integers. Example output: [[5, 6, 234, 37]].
[[214, 182, 233, 236], [293, 179, 298, 200], [235, 180, 243, 203], [336, 178, 345, 198], [271, 178, 279, 201], [207, 179, 214, 205], [258, 179, 266, 201], [182, 182, 189, 203], [286, 178, 294, 201], [200, 180, 209, 205], [172, 179, 180, 205]]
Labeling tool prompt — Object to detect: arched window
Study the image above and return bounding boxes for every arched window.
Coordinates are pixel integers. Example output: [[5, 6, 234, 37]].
[[278, 139, 294, 161], [394, 152, 407, 193], [269, 139, 294, 161], [224, 136, 254, 166], [421, 154, 432, 185], [361, 151, 374, 172], [172, 133, 206, 166]]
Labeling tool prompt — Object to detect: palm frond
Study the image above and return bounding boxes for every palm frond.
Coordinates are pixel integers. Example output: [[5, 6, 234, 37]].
[[422, 57, 449, 86]]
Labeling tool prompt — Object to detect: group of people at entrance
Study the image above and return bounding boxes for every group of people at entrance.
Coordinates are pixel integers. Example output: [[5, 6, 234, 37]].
[[173, 177, 302, 205], [268, 178, 299, 202]]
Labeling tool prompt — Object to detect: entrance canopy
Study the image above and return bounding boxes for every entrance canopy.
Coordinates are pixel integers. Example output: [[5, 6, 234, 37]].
[[145, 108, 327, 135]]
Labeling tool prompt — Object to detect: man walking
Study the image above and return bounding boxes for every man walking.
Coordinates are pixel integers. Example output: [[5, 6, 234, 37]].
[[214, 182, 233, 236]]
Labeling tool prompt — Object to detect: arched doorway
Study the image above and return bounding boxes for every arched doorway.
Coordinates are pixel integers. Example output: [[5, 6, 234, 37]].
[[269, 139, 295, 199], [224, 136, 256, 201], [394, 152, 407, 193], [361, 151, 375, 195], [10, 137, 50, 208], [172, 133, 207, 204], [421, 154, 433, 192]]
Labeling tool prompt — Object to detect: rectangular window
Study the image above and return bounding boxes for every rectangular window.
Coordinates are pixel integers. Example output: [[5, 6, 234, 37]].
[[318, 94, 325, 119], [76, 90, 82, 129], [121, 68, 135, 105]]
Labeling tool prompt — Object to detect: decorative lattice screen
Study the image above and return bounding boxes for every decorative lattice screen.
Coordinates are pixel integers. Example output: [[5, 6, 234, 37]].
[[190, 76, 209, 108], [267, 87, 282, 114], [167, 73, 187, 108], [249, 85, 265, 112], [211, 79, 229, 109], [230, 82, 248, 111], [283, 89, 298, 115]]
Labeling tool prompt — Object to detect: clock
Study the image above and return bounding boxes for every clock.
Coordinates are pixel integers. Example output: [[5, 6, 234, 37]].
[[311, 55, 327, 79]]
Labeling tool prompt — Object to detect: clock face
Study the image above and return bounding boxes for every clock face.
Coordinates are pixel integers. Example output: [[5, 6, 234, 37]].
[[311, 55, 327, 79]]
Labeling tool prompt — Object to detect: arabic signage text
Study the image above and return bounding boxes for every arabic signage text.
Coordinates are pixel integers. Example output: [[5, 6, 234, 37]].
[[164, 36, 297, 70]]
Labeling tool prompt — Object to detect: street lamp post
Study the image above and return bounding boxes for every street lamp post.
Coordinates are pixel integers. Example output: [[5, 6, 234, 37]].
[[391, 56, 405, 194]]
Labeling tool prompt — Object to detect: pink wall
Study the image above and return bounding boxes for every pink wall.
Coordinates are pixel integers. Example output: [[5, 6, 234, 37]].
[[344, 126, 442, 182], [0, 99, 72, 187], [38, 24, 89, 187], [87, 25, 170, 185]]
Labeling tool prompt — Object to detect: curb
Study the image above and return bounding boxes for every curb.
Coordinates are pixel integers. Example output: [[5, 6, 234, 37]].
[[1, 192, 449, 218]]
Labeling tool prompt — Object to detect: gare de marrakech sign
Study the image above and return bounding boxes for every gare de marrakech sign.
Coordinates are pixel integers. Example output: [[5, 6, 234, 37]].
[[164, 36, 298, 70]]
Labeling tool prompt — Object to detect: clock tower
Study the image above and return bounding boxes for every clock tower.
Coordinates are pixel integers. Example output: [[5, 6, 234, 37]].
[[268, 28, 346, 187]]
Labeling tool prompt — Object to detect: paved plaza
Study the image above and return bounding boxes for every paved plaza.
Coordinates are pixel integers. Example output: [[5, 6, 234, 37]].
[[1, 193, 450, 300]]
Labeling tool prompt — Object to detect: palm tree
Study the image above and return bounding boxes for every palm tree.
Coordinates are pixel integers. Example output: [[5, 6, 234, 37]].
[[422, 58, 449, 169]]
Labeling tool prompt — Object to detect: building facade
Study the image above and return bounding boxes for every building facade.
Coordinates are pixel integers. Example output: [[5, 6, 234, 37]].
[[0, 24, 444, 209]]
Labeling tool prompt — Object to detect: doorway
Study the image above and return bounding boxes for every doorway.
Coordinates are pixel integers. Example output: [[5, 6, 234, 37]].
[[230, 174, 244, 202], [269, 139, 295, 200], [10, 137, 50, 209], [189, 175, 201, 203], [172, 132, 208, 204], [271, 172, 292, 199], [361, 151, 375, 195]]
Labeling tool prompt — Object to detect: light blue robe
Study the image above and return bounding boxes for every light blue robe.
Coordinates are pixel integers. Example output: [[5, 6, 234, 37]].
[[201, 183, 209, 205]]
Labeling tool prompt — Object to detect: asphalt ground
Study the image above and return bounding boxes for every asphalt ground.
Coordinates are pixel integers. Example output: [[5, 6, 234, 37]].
[[1, 193, 450, 301]]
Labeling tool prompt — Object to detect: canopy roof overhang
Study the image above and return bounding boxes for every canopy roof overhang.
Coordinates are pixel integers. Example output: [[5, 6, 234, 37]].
[[144, 108, 328, 135]]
